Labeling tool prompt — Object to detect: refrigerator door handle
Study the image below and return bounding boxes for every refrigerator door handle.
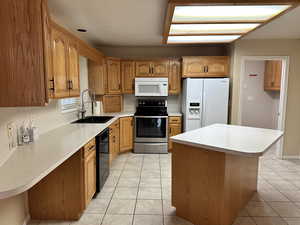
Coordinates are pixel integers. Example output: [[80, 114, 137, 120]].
[[202, 91, 206, 127]]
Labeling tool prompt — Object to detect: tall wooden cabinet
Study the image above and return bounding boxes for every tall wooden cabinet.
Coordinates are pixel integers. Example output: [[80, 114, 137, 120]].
[[182, 56, 229, 78], [136, 60, 169, 77], [106, 58, 121, 94], [121, 61, 136, 94], [264, 60, 282, 91], [88, 59, 106, 95], [120, 117, 134, 153], [169, 59, 181, 95]]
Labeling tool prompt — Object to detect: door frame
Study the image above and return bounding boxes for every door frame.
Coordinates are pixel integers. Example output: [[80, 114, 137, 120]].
[[237, 56, 290, 159]]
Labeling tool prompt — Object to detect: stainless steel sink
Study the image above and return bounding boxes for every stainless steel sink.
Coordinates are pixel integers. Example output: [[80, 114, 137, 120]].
[[72, 116, 114, 124]]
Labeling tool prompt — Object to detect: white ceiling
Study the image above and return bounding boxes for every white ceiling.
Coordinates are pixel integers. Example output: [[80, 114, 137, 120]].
[[48, 0, 300, 46]]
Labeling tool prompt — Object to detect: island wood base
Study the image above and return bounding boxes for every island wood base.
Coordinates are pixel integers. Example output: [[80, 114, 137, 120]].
[[172, 143, 259, 225]]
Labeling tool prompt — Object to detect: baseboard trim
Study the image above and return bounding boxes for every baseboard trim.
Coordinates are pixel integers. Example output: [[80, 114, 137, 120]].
[[22, 215, 30, 225], [282, 155, 300, 159]]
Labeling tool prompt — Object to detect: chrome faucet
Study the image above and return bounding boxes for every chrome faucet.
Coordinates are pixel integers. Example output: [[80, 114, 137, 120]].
[[79, 89, 96, 119]]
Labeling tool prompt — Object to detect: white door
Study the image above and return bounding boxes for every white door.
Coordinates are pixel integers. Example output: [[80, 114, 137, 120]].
[[202, 79, 229, 127]]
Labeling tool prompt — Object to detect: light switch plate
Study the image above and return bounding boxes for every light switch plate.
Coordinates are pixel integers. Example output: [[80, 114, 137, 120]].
[[7, 122, 17, 151]]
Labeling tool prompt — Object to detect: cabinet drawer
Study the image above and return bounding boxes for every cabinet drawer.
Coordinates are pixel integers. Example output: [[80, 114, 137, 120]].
[[169, 116, 182, 124], [84, 138, 96, 158]]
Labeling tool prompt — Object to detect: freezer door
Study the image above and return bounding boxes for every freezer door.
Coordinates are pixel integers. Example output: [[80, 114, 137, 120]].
[[183, 78, 203, 131], [202, 79, 229, 127]]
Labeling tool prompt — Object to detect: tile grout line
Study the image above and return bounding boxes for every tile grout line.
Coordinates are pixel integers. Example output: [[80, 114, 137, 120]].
[[159, 154, 165, 225], [100, 155, 128, 225], [131, 154, 144, 225]]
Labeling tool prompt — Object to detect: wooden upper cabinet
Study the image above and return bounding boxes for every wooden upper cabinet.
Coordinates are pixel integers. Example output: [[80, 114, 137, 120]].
[[169, 59, 181, 95], [264, 60, 282, 91], [182, 56, 229, 78], [135, 60, 170, 77], [120, 117, 134, 153], [0, 0, 49, 106], [136, 61, 152, 77], [182, 57, 207, 77], [50, 29, 69, 98], [206, 57, 229, 77], [107, 58, 121, 94], [102, 95, 123, 113], [88, 59, 106, 95], [121, 61, 136, 94], [152, 60, 170, 77], [67, 41, 80, 97]]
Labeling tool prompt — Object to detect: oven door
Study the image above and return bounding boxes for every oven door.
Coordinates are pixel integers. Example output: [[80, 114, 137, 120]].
[[135, 116, 168, 142]]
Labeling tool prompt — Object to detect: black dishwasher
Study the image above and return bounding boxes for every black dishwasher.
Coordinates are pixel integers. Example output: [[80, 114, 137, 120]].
[[95, 128, 110, 194]]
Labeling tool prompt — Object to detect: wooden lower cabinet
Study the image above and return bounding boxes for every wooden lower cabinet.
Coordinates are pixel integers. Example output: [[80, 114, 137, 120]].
[[168, 116, 182, 152], [120, 117, 134, 153], [83, 141, 97, 207], [28, 139, 97, 220], [109, 120, 120, 164]]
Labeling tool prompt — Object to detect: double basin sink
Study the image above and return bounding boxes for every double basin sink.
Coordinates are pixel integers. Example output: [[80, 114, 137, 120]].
[[73, 116, 114, 124]]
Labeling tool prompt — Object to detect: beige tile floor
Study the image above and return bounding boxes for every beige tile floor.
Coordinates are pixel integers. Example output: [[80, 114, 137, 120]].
[[30, 148, 300, 225]]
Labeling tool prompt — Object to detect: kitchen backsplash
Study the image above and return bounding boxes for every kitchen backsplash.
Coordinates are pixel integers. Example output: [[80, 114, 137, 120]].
[[123, 94, 182, 113]]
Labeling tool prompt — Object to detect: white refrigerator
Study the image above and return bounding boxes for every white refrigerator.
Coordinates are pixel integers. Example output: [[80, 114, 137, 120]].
[[182, 78, 230, 132]]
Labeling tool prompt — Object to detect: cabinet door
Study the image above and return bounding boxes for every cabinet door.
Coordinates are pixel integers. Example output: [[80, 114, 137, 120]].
[[120, 117, 133, 152], [152, 60, 170, 77], [67, 41, 80, 97], [84, 150, 96, 206], [168, 124, 182, 151], [88, 59, 106, 95], [182, 57, 207, 77], [206, 56, 229, 77], [169, 59, 181, 95], [114, 121, 120, 155], [51, 29, 69, 98], [107, 58, 121, 94], [102, 95, 123, 113], [121, 61, 135, 94], [135, 61, 152, 77], [273, 61, 282, 90]]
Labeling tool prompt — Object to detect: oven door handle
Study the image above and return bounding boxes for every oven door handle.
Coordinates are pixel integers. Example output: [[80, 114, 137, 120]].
[[134, 116, 168, 119]]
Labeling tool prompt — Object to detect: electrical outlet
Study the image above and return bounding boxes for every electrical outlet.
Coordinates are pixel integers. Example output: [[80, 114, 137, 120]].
[[7, 122, 17, 151]]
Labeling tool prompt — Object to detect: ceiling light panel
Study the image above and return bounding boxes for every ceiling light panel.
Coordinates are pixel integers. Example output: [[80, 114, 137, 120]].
[[169, 23, 261, 35], [167, 35, 241, 44], [172, 5, 291, 23]]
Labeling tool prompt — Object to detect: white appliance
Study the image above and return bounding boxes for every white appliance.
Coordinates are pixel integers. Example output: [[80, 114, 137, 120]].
[[135, 78, 168, 97], [182, 78, 229, 131]]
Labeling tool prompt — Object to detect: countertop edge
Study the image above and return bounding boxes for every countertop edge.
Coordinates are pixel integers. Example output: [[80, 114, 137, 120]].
[[0, 114, 128, 200]]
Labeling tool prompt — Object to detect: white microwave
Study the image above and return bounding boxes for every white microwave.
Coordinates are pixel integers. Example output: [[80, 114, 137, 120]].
[[135, 78, 168, 97]]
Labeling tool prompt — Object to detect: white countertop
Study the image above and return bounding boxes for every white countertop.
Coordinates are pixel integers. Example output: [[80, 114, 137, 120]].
[[171, 124, 283, 157], [0, 114, 129, 200], [168, 112, 182, 116]]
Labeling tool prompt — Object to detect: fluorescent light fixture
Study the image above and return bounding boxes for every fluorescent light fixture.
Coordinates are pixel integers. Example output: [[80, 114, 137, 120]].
[[169, 23, 260, 35], [167, 35, 241, 44], [172, 5, 291, 23]]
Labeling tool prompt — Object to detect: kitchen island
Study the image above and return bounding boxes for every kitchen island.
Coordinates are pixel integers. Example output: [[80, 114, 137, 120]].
[[170, 124, 283, 225]]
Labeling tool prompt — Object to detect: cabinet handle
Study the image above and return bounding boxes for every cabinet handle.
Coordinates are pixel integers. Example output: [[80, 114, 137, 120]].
[[70, 80, 73, 89], [206, 66, 209, 73], [49, 79, 55, 91]]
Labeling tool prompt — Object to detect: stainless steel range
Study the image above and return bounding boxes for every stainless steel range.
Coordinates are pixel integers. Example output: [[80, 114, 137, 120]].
[[134, 99, 168, 154]]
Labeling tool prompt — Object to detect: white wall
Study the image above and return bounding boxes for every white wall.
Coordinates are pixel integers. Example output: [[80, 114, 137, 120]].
[[0, 56, 89, 225], [241, 60, 280, 129], [230, 39, 300, 157]]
